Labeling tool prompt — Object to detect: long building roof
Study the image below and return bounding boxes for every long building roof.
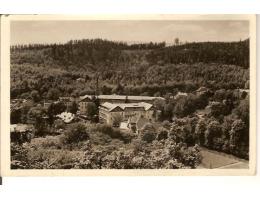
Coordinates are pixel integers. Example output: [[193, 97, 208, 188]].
[[100, 102, 153, 112], [80, 94, 165, 101]]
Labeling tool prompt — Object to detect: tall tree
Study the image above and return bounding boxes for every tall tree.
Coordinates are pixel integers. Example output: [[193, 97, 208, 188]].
[[68, 101, 78, 114]]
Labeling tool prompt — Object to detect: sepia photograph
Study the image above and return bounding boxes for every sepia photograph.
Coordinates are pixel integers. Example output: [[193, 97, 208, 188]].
[[0, 15, 256, 175]]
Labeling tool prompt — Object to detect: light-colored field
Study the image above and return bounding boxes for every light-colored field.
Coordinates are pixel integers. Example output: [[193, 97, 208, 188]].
[[199, 148, 249, 169]]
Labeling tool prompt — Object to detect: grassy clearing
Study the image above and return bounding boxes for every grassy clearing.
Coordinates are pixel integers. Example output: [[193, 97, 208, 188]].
[[200, 147, 248, 169]]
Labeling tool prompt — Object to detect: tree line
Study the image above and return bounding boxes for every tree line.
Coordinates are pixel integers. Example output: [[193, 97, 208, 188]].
[[147, 39, 249, 68]]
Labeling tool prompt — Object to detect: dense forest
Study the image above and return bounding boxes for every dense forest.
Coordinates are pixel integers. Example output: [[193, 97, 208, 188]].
[[11, 38, 250, 169], [147, 39, 249, 68], [11, 39, 249, 100]]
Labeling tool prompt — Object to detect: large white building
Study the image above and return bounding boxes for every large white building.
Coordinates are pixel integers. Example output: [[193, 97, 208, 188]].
[[79, 94, 164, 114], [99, 102, 154, 125]]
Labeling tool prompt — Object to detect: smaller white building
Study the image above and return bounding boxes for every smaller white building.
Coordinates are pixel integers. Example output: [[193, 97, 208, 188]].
[[56, 112, 75, 123]]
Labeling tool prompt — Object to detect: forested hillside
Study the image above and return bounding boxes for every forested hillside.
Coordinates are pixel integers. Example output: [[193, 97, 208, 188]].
[[11, 39, 251, 168], [11, 39, 249, 99], [147, 39, 249, 68]]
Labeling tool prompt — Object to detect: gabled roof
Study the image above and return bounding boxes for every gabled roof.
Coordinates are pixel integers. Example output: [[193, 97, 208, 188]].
[[79, 95, 93, 101], [101, 102, 123, 112], [100, 102, 153, 112]]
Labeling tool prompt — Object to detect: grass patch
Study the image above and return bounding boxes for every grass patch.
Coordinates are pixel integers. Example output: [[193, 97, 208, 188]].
[[200, 148, 248, 168]]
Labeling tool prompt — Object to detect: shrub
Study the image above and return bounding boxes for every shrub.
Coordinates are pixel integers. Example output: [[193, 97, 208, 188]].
[[162, 120, 171, 130], [141, 131, 157, 143], [85, 102, 98, 119], [96, 124, 114, 136], [62, 122, 89, 144], [77, 139, 201, 169], [139, 123, 157, 143], [195, 119, 207, 145], [212, 137, 224, 151], [94, 124, 133, 143], [180, 145, 202, 169], [26, 149, 84, 169], [204, 120, 222, 148], [54, 119, 66, 130], [229, 119, 248, 158], [11, 143, 29, 169], [30, 135, 63, 149], [89, 131, 112, 145], [157, 127, 169, 140]]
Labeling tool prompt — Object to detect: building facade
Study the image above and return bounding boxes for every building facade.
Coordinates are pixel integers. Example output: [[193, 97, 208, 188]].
[[78, 96, 93, 114], [59, 97, 77, 108], [99, 102, 154, 125], [79, 94, 164, 115]]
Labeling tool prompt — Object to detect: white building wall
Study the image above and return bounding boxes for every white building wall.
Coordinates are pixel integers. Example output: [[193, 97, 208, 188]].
[[99, 108, 154, 125]]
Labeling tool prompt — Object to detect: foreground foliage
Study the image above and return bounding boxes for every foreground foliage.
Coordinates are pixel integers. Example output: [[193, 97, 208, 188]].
[[11, 121, 202, 169]]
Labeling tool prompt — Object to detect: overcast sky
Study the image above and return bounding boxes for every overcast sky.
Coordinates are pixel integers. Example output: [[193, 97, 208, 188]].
[[11, 20, 249, 45]]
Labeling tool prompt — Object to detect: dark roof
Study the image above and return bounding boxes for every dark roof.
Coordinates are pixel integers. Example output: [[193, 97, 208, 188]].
[[80, 94, 165, 102]]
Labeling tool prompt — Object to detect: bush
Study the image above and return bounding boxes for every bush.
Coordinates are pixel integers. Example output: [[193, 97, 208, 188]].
[[229, 119, 248, 158], [77, 139, 202, 169], [11, 143, 29, 169], [89, 131, 112, 145], [180, 145, 202, 169], [94, 124, 133, 143], [96, 124, 114, 136], [139, 123, 157, 143], [162, 120, 171, 130], [157, 127, 169, 140], [204, 120, 222, 148], [30, 135, 63, 149], [195, 119, 207, 145], [54, 119, 65, 130], [62, 122, 89, 144], [26, 149, 84, 169], [141, 132, 157, 143]]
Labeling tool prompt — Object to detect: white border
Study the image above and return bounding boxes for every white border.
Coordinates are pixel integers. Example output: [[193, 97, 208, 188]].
[[0, 14, 256, 176]]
